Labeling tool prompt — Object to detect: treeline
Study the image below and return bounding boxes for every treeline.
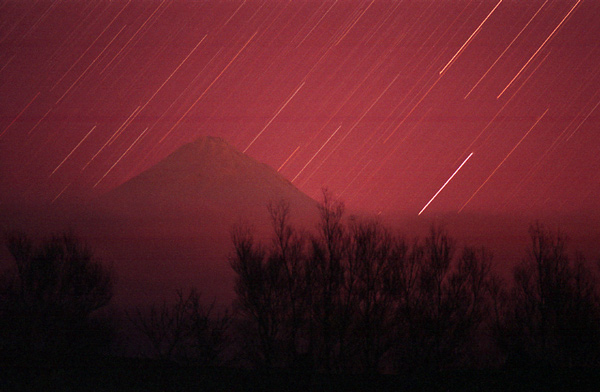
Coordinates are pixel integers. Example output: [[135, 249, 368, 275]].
[[0, 232, 114, 366], [229, 193, 600, 372], [1, 192, 600, 377], [0, 233, 230, 368]]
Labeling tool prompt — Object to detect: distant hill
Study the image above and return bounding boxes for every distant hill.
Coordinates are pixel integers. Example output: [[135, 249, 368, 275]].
[[90, 136, 319, 307], [98, 136, 317, 222]]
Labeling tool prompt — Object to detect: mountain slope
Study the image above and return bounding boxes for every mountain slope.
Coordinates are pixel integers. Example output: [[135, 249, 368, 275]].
[[90, 136, 318, 307], [99, 136, 317, 220]]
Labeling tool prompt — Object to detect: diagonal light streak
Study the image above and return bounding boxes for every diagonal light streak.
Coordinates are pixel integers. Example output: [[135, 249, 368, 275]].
[[159, 31, 257, 144], [459, 109, 549, 212], [419, 152, 474, 215], [292, 125, 341, 182], [94, 127, 148, 187], [465, 0, 549, 99], [244, 81, 305, 153], [439, 0, 503, 76], [50, 125, 97, 176], [497, 0, 582, 99]]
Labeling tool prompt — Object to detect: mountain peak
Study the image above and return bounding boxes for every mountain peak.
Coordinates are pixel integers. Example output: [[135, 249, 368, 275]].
[[99, 135, 317, 220], [197, 135, 227, 144], [90, 135, 317, 308], [188, 135, 229, 151], [167, 135, 239, 166]]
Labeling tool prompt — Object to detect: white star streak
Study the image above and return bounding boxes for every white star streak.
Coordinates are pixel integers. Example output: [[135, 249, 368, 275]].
[[418, 152, 474, 216], [159, 31, 257, 144], [82, 107, 140, 171], [220, 0, 247, 30], [334, 0, 375, 46], [98, 1, 169, 76], [455, 50, 552, 165], [43, 2, 104, 70], [497, 0, 582, 99], [500, 105, 589, 209], [278, 145, 300, 171], [340, 159, 373, 197], [0, 54, 15, 74], [439, 0, 503, 76], [50, 125, 97, 177], [108, 106, 141, 146], [464, 0, 549, 99], [0, 92, 40, 138], [27, 108, 52, 135], [292, 125, 341, 182], [300, 71, 403, 183], [51, 183, 71, 204], [50, 0, 131, 91], [94, 127, 148, 187], [56, 24, 128, 104], [383, 74, 441, 143], [566, 99, 600, 141], [22, 1, 60, 41], [244, 81, 305, 153], [363, 109, 431, 191], [137, 35, 207, 113], [295, 0, 338, 48], [459, 109, 549, 212]]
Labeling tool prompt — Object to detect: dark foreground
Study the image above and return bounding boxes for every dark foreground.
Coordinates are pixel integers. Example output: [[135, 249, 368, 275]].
[[3, 357, 600, 392]]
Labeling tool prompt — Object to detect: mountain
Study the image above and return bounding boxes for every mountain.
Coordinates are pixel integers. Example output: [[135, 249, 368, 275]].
[[98, 136, 317, 221], [89, 136, 319, 307]]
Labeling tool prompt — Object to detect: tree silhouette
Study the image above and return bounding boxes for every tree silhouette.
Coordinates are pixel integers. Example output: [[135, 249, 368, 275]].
[[346, 218, 396, 373], [384, 225, 494, 371], [230, 222, 283, 368], [419, 225, 457, 369], [305, 189, 350, 372], [229, 196, 501, 372], [130, 288, 230, 365], [266, 200, 308, 368], [498, 222, 600, 367], [0, 232, 113, 363], [229, 196, 600, 374]]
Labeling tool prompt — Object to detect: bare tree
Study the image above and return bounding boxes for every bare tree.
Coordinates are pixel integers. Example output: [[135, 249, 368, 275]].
[[383, 225, 495, 371], [416, 224, 457, 369], [305, 189, 351, 372], [129, 289, 230, 365], [230, 199, 600, 372], [4, 232, 112, 314], [267, 200, 307, 367], [347, 218, 396, 373], [384, 236, 424, 370], [230, 222, 284, 368], [130, 290, 192, 361], [443, 246, 493, 365], [500, 222, 600, 366], [0, 232, 113, 362]]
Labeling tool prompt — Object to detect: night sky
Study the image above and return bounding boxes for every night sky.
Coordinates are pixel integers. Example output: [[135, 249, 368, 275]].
[[1, 0, 599, 217]]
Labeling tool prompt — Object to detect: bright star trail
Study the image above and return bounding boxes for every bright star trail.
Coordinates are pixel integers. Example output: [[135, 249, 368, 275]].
[[464, 0, 549, 100], [497, 0, 582, 99], [419, 152, 474, 216], [244, 81, 305, 153], [50, 125, 97, 177], [439, 0, 503, 76], [0, 0, 599, 217], [459, 109, 549, 212]]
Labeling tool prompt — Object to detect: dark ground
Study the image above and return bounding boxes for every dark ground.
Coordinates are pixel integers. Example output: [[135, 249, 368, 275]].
[[3, 357, 600, 392]]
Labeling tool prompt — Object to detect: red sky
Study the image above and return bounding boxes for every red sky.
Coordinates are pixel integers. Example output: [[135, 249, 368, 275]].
[[1, 0, 599, 217]]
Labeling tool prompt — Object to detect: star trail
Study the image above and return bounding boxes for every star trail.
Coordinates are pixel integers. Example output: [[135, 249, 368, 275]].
[[1, 0, 599, 216]]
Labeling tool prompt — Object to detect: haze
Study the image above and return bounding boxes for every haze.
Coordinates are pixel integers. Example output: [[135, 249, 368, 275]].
[[1, 0, 599, 306]]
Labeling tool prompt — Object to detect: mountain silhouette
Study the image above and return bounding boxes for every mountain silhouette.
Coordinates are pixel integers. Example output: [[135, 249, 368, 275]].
[[98, 136, 317, 220], [90, 136, 318, 307]]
